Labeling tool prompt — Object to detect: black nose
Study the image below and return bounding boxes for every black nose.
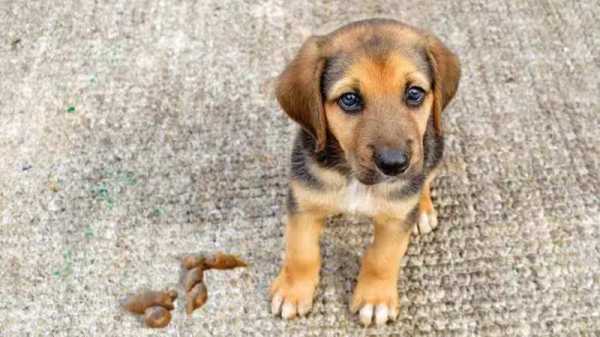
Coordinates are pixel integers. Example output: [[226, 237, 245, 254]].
[[374, 149, 410, 176]]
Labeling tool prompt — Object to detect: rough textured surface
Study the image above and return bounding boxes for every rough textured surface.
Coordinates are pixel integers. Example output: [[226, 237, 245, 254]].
[[1, 1, 599, 336]]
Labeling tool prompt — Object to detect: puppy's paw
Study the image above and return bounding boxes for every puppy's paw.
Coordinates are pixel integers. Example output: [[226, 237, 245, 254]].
[[270, 269, 318, 319], [351, 278, 398, 327], [412, 208, 438, 235]]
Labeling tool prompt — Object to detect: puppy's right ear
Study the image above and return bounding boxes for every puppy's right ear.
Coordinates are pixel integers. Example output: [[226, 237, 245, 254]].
[[276, 36, 327, 152]]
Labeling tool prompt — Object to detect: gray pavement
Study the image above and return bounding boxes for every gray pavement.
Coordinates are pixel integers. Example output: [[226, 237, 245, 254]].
[[1, 1, 599, 336]]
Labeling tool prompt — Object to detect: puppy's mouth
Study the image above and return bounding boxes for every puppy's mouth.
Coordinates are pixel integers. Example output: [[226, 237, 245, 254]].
[[354, 165, 389, 186], [355, 171, 381, 185], [353, 161, 421, 186], [351, 158, 382, 185]]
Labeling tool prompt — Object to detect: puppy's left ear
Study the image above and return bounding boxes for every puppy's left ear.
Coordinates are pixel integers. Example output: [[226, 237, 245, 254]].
[[276, 36, 328, 152], [426, 35, 461, 135]]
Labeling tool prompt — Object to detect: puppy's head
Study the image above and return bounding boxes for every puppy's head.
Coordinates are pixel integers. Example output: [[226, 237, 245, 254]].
[[276, 19, 460, 185]]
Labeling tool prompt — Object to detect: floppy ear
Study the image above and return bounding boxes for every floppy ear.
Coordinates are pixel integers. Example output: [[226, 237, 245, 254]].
[[276, 36, 327, 152], [426, 36, 461, 135]]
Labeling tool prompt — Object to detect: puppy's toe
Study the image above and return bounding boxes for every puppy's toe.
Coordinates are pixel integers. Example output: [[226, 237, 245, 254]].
[[281, 301, 297, 319], [414, 209, 438, 235], [359, 304, 373, 326], [270, 270, 317, 319], [374, 304, 390, 326], [271, 294, 284, 315]]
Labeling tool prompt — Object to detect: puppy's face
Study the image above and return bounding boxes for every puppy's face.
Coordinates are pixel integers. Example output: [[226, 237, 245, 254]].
[[277, 19, 460, 185], [323, 46, 434, 184]]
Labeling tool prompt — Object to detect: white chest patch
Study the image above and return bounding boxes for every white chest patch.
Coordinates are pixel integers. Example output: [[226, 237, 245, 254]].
[[342, 180, 380, 216]]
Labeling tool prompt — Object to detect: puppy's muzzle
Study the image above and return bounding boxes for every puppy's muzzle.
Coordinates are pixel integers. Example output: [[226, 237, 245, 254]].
[[373, 147, 410, 176]]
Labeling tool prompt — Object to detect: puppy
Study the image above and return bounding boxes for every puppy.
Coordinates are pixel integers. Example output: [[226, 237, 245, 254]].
[[270, 18, 460, 326]]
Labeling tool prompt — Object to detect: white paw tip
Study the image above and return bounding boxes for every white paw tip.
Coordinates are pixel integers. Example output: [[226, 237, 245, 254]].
[[418, 213, 433, 233], [281, 301, 297, 319], [359, 304, 373, 326], [271, 294, 283, 315], [430, 210, 438, 228], [375, 304, 389, 326]]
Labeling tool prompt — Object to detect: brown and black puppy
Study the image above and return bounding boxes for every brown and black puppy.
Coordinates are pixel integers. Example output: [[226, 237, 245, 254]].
[[270, 18, 460, 326]]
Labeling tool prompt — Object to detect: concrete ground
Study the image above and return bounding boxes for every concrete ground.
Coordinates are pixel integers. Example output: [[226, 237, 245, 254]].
[[1, 1, 599, 336]]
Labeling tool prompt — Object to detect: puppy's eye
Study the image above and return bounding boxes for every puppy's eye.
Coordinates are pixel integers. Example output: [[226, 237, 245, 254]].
[[405, 86, 426, 107], [338, 93, 363, 113]]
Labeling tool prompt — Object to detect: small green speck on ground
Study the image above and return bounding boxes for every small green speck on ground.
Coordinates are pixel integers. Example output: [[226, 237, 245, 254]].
[[67, 106, 76, 113], [121, 171, 137, 186], [92, 184, 114, 209], [84, 225, 94, 239], [53, 249, 73, 278], [90, 170, 138, 210], [150, 208, 164, 217]]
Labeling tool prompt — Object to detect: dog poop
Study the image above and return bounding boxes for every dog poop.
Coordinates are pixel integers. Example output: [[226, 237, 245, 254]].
[[184, 267, 204, 292], [182, 252, 246, 271], [186, 282, 208, 315], [123, 289, 177, 328], [204, 252, 247, 270], [122, 253, 247, 325], [181, 252, 247, 315], [182, 254, 206, 270], [144, 306, 172, 328]]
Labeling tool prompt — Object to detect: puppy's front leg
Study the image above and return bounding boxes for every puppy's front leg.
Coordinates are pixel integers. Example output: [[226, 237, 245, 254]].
[[351, 217, 412, 326], [271, 211, 324, 319]]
